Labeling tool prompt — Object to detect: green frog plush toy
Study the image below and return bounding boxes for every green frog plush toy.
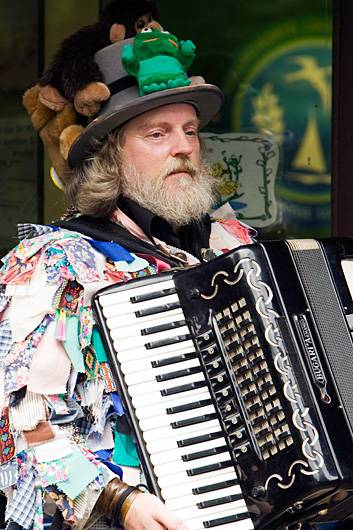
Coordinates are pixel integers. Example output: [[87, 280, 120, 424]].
[[122, 27, 196, 95]]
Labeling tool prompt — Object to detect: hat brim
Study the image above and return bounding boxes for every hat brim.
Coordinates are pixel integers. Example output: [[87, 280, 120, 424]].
[[68, 83, 223, 168]]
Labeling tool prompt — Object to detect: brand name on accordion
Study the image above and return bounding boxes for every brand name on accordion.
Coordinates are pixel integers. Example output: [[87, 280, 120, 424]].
[[297, 314, 327, 388]]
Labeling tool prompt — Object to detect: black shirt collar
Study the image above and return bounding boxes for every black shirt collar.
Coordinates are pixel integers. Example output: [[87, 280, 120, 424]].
[[117, 196, 211, 260]]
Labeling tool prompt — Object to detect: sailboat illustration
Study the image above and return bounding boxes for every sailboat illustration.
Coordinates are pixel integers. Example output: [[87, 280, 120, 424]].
[[289, 112, 330, 185]]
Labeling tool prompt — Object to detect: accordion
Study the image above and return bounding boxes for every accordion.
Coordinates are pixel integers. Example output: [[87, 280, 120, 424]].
[[93, 238, 353, 529]]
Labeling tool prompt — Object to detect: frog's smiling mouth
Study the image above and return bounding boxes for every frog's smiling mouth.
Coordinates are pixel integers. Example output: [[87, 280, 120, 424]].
[[143, 38, 159, 43]]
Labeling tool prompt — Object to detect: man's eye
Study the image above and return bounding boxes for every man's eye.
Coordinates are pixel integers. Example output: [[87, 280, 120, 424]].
[[148, 132, 162, 138], [186, 130, 197, 136]]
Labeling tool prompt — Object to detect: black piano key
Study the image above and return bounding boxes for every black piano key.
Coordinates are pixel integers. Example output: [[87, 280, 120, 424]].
[[161, 380, 206, 396], [182, 444, 228, 462], [146, 333, 191, 349], [166, 398, 212, 415], [203, 511, 251, 528], [197, 493, 244, 509], [156, 366, 202, 382], [187, 460, 233, 476], [141, 319, 186, 336], [151, 351, 197, 368], [171, 413, 218, 429], [130, 287, 176, 303], [192, 478, 238, 495], [177, 430, 224, 448], [135, 301, 180, 317]]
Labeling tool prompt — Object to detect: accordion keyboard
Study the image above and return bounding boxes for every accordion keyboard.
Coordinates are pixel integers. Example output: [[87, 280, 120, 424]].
[[95, 276, 254, 530]]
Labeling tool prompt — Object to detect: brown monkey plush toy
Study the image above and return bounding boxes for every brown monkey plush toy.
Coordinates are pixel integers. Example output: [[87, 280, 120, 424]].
[[23, 0, 161, 187]]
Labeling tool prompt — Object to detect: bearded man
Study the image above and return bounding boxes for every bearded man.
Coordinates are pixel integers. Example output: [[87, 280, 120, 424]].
[[0, 33, 253, 530]]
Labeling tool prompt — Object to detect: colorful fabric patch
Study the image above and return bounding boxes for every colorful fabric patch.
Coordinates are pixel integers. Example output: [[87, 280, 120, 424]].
[[5, 464, 36, 529], [0, 407, 15, 463], [92, 328, 108, 363], [79, 306, 94, 349], [55, 446, 100, 499], [84, 346, 100, 381], [63, 315, 85, 373], [1, 252, 42, 286], [36, 457, 69, 487], [45, 485, 75, 524], [33, 486, 44, 530], [99, 362, 117, 392], [0, 460, 18, 488], [23, 421, 55, 447], [9, 391, 47, 432], [113, 431, 139, 467], [4, 310, 54, 397], [26, 321, 71, 395], [0, 319, 12, 361], [113, 253, 149, 273], [58, 281, 82, 313], [17, 223, 54, 241], [88, 240, 134, 263], [0, 284, 9, 312], [46, 395, 70, 415]]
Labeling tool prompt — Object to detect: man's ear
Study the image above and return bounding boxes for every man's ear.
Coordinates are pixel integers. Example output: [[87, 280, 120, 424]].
[[110, 23, 126, 43]]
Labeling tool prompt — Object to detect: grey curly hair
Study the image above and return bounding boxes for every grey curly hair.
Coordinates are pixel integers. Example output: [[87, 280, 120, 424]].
[[65, 129, 124, 218]]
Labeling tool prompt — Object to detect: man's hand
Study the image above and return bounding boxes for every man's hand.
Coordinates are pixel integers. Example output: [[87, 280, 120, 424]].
[[124, 492, 188, 530]]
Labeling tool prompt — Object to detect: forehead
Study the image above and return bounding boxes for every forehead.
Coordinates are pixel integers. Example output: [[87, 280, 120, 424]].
[[126, 103, 199, 130]]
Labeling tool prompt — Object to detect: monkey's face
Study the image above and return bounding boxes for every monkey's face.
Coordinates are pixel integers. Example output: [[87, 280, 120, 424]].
[[132, 14, 162, 37]]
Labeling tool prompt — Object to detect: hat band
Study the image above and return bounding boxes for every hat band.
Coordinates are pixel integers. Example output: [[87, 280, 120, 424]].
[[107, 75, 137, 96]]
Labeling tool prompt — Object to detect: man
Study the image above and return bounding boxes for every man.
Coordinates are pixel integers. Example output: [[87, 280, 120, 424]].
[[0, 31, 252, 530]]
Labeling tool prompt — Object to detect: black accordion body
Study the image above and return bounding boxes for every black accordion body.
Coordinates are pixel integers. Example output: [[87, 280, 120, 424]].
[[93, 238, 353, 529]]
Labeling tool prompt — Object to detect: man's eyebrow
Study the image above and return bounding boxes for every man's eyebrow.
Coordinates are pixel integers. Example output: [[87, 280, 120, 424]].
[[138, 119, 201, 130]]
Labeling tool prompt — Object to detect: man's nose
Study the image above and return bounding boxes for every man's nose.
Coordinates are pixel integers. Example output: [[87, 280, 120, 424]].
[[170, 131, 194, 157]]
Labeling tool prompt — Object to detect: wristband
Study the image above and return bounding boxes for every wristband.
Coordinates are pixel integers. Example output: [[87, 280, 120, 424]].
[[118, 488, 141, 525], [112, 486, 138, 527]]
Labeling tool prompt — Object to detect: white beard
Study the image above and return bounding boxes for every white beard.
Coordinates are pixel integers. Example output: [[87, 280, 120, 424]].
[[121, 156, 217, 228]]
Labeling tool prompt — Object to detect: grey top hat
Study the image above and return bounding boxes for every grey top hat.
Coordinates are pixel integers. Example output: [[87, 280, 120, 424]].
[[68, 37, 224, 168]]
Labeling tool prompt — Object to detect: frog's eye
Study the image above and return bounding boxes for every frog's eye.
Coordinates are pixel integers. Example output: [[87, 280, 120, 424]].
[[141, 27, 153, 33], [161, 30, 170, 34]]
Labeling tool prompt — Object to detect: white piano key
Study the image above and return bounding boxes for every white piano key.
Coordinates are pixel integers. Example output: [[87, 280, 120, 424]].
[[160, 470, 238, 499], [139, 403, 216, 431], [134, 389, 210, 419], [110, 323, 190, 350], [103, 292, 179, 318], [173, 500, 248, 527], [127, 370, 205, 397], [153, 451, 231, 478], [132, 384, 210, 409], [122, 357, 201, 385], [145, 421, 222, 454], [99, 279, 175, 307], [165, 484, 243, 511], [149, 436, 227, 465], [119, 346, 198, 375], [142, 418, 220, 443], [106, 308, 184, 332], [115, 338, 196, 362], [157, 462, 238, 489]]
